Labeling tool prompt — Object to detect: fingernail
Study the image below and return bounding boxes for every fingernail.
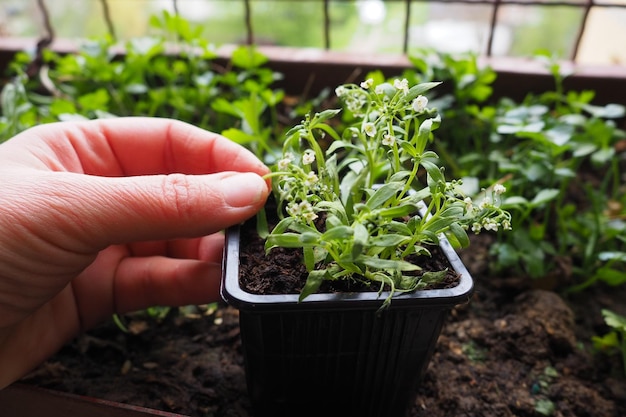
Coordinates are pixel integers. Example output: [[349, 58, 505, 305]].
[[220, 173, 268, 208]]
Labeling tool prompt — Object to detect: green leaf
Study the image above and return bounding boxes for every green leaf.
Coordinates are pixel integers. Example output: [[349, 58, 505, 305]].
[[546, 125, 573, 147], [288, 221, 321, 235], [303, 247, 315, 271], [449, 222, 470, 248], [265, 233, 300, 248], [535, 399, 555, 416], [265, 233, 313, 250], [241, 99, 265, 134], [598, 251, 626, 262], [374, 82, 396, 99], [502, 196, 530, 208], [211, 98, 242, 117], [602, 309, 626, 333], [591, 147, 615, 165], [399, 140, 418, 157], [58, 113, 89, 122], [359, 255, 421, 271], [351, 223, 369, 260], [405, 187, 432, 205], [255, 209, 269, 239], [405, 82, 442, 101], [313, 108, 342, 123], [583, 103, 625, 119], [326, 139, 358, 155], [530, 189, 560, 207], [317, 201, 348, 223], [49, 99, 77, 116], [594, 266, 626, 286], [592, 332, 620, 351], [366, 182, 403, 210], [300, 232, 319, 244], [385, 221, 412, 235], [421, 159, 446, 186], [0, 82, 17, 117], [221, 128, 258, 145], [93, 110, 118, 119], [388, 170, 412, 182], [416, 115, 440, 153], [419, 269, 447, 286], [369, 235, 410, 247], [77, 88, 110, 112], [493, 243, 520, 267], [324, 214, 344, 229], [321, 225, 353, 241], [128, 36, 164, 58], [299, 270, 327, 302], [260, 88, 285, 106], [363, 69, 386, 85], [314, 123, 342, 142], [231, 46, 268, 69], [378, 203, 417, 219], [271, 217, 295, 235]]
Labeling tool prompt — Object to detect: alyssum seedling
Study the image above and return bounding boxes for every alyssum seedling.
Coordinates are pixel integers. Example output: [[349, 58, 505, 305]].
[[262, 78, 511, 307]]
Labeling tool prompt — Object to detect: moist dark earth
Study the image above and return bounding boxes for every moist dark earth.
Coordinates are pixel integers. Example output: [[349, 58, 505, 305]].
[[20, 236, 626, 417]]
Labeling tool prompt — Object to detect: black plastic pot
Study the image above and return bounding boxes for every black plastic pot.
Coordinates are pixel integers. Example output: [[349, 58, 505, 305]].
[[221, 222, 474, 417]]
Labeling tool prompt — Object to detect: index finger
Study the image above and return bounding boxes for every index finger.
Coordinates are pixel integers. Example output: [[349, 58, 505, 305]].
[[7, 117, 270, 177]]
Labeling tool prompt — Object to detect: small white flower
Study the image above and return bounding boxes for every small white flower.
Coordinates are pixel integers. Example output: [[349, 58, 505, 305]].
[[471, 223, 482, 233], [289, 200, 317, 222], [304, 171, 319, 187], [364, 122, 377, 137], [483, 219, 499, 232], [493, 184, 507, 195], [299, 201, 314, 212], [302, 149, 316, 165], [502, 219, 512, 230], [277, 153, 294, 171], [463, 197, 474, 211], [393, 78, 409, 94], [360, 78, 374, 89], [412, 95, 428, 113], [286, 201, 301, 216], [374, 85, 385, 95], [382, 134, 396, 146], [335, 86, 347, 97], [277, 159, 290, 171], [346, 95, 366, 114], [303, 210, 318, 222], [479, 197, 492, 210]]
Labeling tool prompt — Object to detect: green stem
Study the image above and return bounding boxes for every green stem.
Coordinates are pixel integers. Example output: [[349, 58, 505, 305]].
[[263, 171, 291, 180], [304, 128, 326, 172], [400, 156, 421, 202]]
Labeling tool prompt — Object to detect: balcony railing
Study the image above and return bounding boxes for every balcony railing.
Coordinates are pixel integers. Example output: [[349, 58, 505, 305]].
[[18, 0, 626, 61], [1, 0, 625, 104]]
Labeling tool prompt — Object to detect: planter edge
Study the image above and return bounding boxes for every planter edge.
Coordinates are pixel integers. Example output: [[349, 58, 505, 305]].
[[220, 220, 474, 312]]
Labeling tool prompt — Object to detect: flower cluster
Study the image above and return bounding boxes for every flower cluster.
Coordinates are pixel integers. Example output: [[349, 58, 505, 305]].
[[266, 78, 512, 304], [464, 184, 512, 233]]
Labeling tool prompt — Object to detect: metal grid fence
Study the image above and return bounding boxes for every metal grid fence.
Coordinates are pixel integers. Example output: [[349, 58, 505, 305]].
[[31, 0, 626, 62]]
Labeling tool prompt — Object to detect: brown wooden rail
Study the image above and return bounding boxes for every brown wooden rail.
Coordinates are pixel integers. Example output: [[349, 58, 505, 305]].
[[0, 384, 190, 417], [2, 38, 624, 106]]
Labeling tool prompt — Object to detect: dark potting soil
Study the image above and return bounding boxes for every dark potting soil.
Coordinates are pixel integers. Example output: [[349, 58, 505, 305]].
[[237, 216, 460, 296], [18, 234, 626, 417]]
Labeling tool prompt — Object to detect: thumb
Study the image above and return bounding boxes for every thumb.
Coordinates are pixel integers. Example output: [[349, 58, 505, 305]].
[[19, 170, 269, 252]]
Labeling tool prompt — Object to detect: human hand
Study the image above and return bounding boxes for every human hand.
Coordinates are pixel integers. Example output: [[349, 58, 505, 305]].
[[0, 117, 270, 388]]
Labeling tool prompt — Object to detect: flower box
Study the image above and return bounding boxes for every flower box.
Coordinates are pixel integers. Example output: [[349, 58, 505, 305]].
[[220, 216, 474, 417]]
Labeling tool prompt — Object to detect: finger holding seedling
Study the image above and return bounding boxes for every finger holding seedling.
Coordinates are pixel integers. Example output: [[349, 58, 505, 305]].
[[0, 117, 271, 389]]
